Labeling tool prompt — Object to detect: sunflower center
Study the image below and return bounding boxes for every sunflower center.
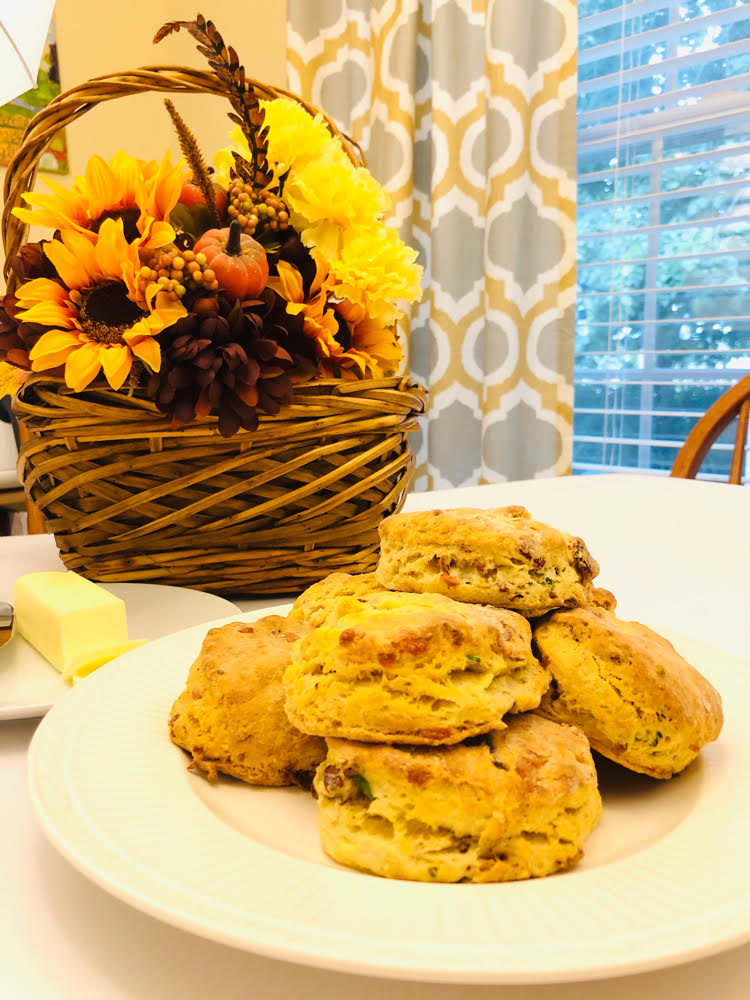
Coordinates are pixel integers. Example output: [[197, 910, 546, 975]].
[[334, 313, 352, 351], [89, 207, 141, 243], [79, 281, 143, 343]]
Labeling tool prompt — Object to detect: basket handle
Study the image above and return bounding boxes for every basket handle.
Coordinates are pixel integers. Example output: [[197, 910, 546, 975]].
[[2, 64, 365, 292]]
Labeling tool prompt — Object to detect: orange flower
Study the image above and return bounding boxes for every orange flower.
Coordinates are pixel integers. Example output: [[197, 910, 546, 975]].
[[267, 258, 340, 352], [15, 220, 186, 392], [268, 260, 402, 378], [13, 151, 186, 251], [328, 298, 403, 379]]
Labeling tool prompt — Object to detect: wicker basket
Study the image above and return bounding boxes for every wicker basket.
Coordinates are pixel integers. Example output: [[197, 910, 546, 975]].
[[3, 65, 426, 594]]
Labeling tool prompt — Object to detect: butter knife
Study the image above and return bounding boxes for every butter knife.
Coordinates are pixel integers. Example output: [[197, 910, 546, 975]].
[[0, 602, 13, 648]]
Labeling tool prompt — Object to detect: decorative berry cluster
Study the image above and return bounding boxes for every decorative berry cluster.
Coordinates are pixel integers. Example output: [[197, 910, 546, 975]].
[[136, 247, 220, 302], [227, 182, 290, 239]]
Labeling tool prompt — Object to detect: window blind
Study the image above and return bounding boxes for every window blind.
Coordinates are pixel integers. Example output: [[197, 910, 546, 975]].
[[574, 0, 750, 481]]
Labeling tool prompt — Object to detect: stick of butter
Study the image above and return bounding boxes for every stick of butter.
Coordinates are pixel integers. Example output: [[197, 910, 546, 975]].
[[13, 571, 128, 674]]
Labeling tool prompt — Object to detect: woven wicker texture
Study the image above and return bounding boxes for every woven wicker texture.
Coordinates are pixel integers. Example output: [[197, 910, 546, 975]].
[[15, 375, 426, 592], [4, 63, 425, 593]]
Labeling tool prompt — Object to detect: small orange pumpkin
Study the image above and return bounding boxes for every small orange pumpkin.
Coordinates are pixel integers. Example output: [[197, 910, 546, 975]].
[[193, 220, 269, 299]]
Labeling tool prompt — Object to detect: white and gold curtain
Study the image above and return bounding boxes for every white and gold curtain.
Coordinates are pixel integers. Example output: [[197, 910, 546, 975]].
[[287, 0, 577, 488]]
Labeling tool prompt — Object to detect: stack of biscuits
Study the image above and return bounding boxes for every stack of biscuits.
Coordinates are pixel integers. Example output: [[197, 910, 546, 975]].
[[169, 505, 723, 884]]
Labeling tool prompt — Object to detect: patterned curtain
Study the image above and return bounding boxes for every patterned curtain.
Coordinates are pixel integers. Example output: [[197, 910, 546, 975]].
[[287, 0, 577, 488]]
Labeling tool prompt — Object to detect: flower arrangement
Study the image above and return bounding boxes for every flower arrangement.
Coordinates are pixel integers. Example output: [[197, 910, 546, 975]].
[[0, 14, 422, 439]]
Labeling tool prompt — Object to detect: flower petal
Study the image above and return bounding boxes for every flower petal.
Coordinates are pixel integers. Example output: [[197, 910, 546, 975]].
[[129, 336, 161, 373], [99, 344, 132, 390], [15, 300, 77, 328], [64, 342, 102, 392], [152, 291, 187, 323], [82, 156, 118, 220], [45, 232, 98, 288], [271, 261, 305, 303], [14, 177, 90, 234], [15, 278, 76, 328], [138, 219, 176, 251], [30, 348, 78, 372], [29, 329, 82, 361], [15, 277, 70, 307], [137, 151, 186, 227], [93, 218, 139, 282]]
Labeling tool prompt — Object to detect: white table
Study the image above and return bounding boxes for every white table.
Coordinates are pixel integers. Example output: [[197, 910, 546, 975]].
[[1, 474, 748, 999]]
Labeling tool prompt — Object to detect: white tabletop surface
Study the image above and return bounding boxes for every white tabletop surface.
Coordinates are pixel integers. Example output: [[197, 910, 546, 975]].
[[1, 473, 748, 999]]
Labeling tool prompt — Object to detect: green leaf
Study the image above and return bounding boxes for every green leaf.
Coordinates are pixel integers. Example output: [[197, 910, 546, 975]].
[[352, 773, 373, 799]]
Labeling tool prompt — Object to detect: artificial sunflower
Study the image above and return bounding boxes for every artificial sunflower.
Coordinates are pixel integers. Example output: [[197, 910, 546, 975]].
[[268, 259, 340, 354], [13, 150, 186, 251], [15, 220, 186, 392], [328, 298, 403, 379], [268, 260, 401, 379]]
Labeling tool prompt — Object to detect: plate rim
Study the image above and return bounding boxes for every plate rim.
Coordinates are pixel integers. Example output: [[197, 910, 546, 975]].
[[0, 583, 240, 721], [27, 606, 750, 984]]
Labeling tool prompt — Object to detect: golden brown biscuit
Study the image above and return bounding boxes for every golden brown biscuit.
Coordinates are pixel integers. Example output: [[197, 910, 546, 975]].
[[288, 572, 386, 627], [170, 616, 326, 786], [590, 587, 617, 612], [314, 715, 602, 882], [284, 592, 548, 745], [533, 606, 723, 778], [377, 506, 599, 615]]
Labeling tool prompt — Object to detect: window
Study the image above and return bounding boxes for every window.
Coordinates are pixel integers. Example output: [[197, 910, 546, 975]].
[[574, 0, 750, 480]]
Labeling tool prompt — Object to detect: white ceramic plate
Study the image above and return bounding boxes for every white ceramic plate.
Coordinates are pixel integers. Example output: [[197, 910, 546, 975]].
[[28, 605, 750, 984], [0, 583, 239, 720]]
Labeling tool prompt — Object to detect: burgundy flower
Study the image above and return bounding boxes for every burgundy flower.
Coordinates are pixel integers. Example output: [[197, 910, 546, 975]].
[[1, 240, 67, 374], [0, 293, 50, 371], [8, 240, 59, 284], [156, 294, 295, 437]]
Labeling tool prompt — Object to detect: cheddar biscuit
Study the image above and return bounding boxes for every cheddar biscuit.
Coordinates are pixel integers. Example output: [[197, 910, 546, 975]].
[[288, 572, 386, 628], [590, 587, 617, 612], [377, 506, 599, 616], [170, 616, 326, 786], [283, 592, 548, 745], [314, 715, 602, 882], [533, 606, 723, 778]]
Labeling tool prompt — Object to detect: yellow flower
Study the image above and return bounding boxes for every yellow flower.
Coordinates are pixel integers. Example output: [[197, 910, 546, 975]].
[[214, 102, 337, 188], [212, 126, 251, 187], [325, 224, 423, 324], [13, 151, 185, 251], [284, 148, 391, 258], [15, 220, 186, 392], [260, 98, 335, 177], [213, 97, 421, 340]]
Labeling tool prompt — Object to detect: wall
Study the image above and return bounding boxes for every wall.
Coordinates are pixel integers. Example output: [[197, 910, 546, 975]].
[[1, 0, 287, 283]]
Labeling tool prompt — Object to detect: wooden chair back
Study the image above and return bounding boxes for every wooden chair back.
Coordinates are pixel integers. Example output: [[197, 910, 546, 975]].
[[670, 374, 750, 484]]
